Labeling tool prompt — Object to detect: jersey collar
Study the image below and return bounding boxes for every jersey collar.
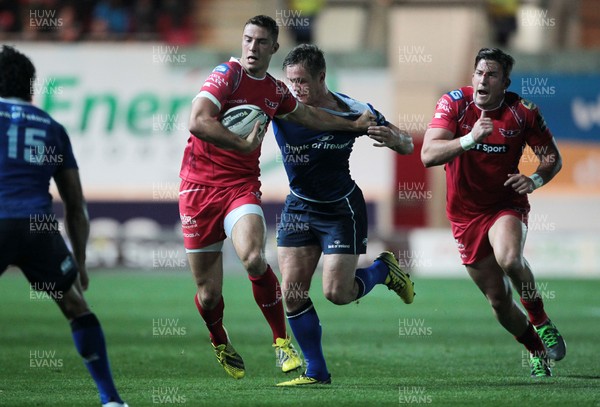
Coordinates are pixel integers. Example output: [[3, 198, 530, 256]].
[[230, 57, 267, 80], [475, 97, 505, 113], [0, 96, 31, 105]]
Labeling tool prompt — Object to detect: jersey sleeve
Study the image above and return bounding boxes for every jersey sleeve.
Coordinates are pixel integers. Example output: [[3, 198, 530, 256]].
[[428, 94, 458, 133], [56, 124, 78, 171], [194, 63, 238, 111], [520, 99, 554, 147], [367, 103, 388, 126], [273, 80, 298, 118]]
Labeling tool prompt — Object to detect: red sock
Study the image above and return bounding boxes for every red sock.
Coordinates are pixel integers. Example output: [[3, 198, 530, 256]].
[[194, 294, 228, 346], [515, 322, 545, 356], [248, 265, 287, 342], [520, 297, 549, 327]]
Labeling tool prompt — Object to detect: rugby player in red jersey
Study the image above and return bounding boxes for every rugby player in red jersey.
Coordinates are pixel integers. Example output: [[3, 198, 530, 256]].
[[422, 48, 565, 377], [179, 15, 374, 379]]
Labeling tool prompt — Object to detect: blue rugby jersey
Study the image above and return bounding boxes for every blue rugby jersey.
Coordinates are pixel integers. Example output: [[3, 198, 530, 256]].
[[0, 97, 78, 218], [272, 92, 387, 202]]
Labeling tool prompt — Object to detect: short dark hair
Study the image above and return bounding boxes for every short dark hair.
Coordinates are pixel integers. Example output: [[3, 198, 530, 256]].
[[244, 15, 279, 43], [282, 44, 326, 79], [0, 45, 36, 101], [474, 48, 515, 81]]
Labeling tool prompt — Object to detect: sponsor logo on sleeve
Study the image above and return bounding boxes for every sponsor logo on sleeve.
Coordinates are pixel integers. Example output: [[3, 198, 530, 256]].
[[206, 74, 229, 87], [212, 64, 229, 74], [447, 89, 464, 101], [436, 98, 451, 113]]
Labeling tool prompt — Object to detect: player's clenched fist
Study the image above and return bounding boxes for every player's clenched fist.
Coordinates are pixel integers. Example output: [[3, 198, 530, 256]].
[[472, 110, 493, 142], [355, 109, 377, 132], [504, 173, 536, 195]]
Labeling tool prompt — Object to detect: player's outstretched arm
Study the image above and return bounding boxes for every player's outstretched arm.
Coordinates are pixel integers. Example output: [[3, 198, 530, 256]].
[[422, 110, 493, 167], [188, 97, 263, 153], [368, 123, 414, 154], [54, 169, 90, 290], [505, 137, 563, 194], [285, 103, 375, 132]]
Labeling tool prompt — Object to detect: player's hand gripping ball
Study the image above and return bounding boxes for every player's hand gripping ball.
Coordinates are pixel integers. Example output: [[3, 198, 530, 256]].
[[221, 104, 268, 139]]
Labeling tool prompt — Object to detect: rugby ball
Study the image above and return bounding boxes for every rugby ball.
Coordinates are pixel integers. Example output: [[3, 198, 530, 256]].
[[221, 104, 268, 139]]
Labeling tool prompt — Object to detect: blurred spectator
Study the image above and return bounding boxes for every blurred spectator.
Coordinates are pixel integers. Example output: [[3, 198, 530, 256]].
[[72, 0, 98, 38], [486, 0, 519, 46], [132, 0, 157, 40], [156, 0, 194, 45], [286, 0, 326, 44], [545, 0, 579, 49], [0, 0, 21, 38], [90, 0, 130, 40], [0, 0, 195, 42], [21, 0, 63, 41], [57, 4, 83, 41]]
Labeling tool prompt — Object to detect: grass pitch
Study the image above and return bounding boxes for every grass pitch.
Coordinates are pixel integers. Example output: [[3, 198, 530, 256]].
[[0, 269, 599, 406]]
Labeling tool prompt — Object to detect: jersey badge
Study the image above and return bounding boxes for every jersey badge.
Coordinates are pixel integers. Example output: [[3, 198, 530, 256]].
[[499, 128, 521, 138], [264, 98, 279, 109], [317, 134, 334, 142], [520, 99, 537, 110]]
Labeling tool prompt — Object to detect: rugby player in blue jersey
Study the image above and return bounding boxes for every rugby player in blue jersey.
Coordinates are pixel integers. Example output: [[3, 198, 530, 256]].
[[274, 44, 415, 386], [0, 45, 127, 407]]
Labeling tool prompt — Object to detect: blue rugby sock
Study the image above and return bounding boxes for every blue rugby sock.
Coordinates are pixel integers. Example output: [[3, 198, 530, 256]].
[[354, 258, 389, 300], [287, 299, 329, 381], [70, 313, 122, 405]]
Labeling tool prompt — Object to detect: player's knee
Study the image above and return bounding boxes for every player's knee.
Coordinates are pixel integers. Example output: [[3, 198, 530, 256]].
[[487, 292, 512, 314], [59, 293, 89, 319], [496, 253, 524, 275], [241, 251, 266, 277], [196, 288, 222, 309], [280, 278, 309, 308], [323, 287, 352, 305], [280, 289, 301, 309], [197, 294, 220, 310]]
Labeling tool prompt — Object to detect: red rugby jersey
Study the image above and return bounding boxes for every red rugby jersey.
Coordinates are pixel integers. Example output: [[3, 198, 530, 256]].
[[180, 58, 298, 186], [428, 86, 554, 220]]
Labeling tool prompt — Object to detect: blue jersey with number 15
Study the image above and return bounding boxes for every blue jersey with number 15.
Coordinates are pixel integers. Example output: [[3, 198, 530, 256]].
[[0, 97, 78, 218]]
